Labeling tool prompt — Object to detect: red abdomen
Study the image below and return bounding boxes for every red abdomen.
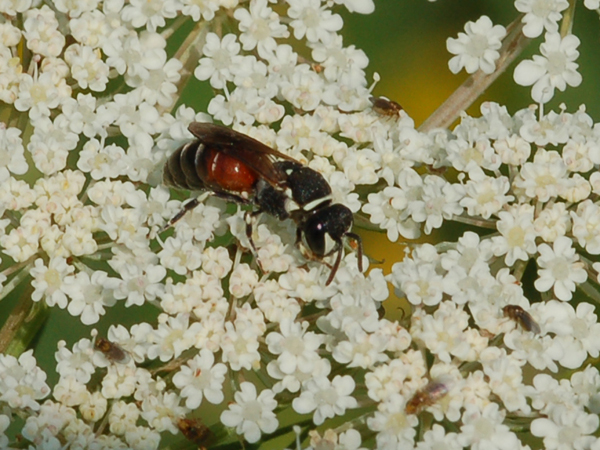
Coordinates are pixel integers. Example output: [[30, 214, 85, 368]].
[[205, 148, 259, 193]]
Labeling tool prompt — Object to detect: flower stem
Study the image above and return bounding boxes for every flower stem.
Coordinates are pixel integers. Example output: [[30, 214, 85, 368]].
[[560, 0, 577, 37], [450, 214, 497, 229], [419, 15, 528, 132], [0, 284, 49, 356]]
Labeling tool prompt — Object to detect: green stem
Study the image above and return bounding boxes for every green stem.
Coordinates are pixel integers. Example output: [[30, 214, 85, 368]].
[[560, 0, 577, 37], [0, 283, 49, 356], [450, 214, 498, 229], [0, 259, 35, 301]]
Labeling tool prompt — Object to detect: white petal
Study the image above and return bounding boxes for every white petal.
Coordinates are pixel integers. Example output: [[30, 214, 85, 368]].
[[514, 59, 546, 86]]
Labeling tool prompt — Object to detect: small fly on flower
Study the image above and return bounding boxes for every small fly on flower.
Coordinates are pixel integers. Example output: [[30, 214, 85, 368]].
[[405, 378, 451, 415], [502, 304, 541, 334], [94, 337, 130, 364], [163, 122, 363, 285], [177, 418, 213, 449], [369, 96, 403, 118]]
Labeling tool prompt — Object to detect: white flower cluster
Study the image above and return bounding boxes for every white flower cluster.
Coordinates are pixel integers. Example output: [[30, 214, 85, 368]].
[[0, 0, 599, 449], [446, 0, 592, 104]]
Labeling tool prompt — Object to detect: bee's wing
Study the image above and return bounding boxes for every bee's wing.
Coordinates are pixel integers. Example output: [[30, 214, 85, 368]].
[[189, 122, 297, 187]]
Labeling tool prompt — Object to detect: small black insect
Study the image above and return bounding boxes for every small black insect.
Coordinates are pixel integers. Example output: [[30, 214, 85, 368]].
[[94, 337, 130, 364], [369, 96, 403, 118], [163, 122, 363, 284], [177, 418, 213, 448], [503, 304, 540, 334]]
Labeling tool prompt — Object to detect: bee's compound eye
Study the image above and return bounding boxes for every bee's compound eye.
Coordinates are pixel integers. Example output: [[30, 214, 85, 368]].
[[302, 218, 327, 257]]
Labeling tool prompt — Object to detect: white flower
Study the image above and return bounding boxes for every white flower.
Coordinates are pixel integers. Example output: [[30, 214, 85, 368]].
[[0, 350, 50, 411], [287, 0, 343, 44], [415, 424, 462, 450], [571, 200, 600, 254], [519, 109, 569, 146], [332, 324, 389, 368], [30, 257, 75, 308], [158, 235, 203, 275], [60, 93, 117, 138], [332, 0, 373, 13], [0, 414, 9, 448], [53, 0, 100, 18], [229, 263, 259, 298], [514, 32, 582, 103], [388, 254, 445, 307], [194, 33, 242, 89], [124, 425, 161, 449], [411, 175, 464, 234], [367, 393, 418, 448], [292, 375, 358, 425], [127, 58, 182, 108], [493, 134, 531, 166], [363, 186, 420, 242], [515, 0, 569, 38], [180, 0, 220, 21], [265, 319, 323, 375], [104, 30, 167, 79], [0, 0, 32, 15], [534, 202, 570, 243], [458, 403, 521, 450], [540, 300, 600, 369], [460, 167, 513, 219], [220, 382, 278, 444], [172, 349, 227, 409], [491, 205, 537, 266], [108, 401, 140, 435], [234, 0, 289, 58], [15, 72, 69, 120], [0, 223, 41, 262], [140, 391, 188, 433], [481, 348, 530, 413], [64, 43, 109, 91], [446, 135, 501, 172], [147, 313, 202, 361], [446, 15, 506, 74], [112, 263, 166, 307], [411, 301, 487, 363], [281, 65, 325, 111], [0, 125, 28, 182], [69, 10, 110, 48], [326, 291, 384, 335], [23, 5, 66, 57], [63, 271, 120, 325], [55, 339, 96, 384], [77, 138, 128, 180], [534, 236, 587, 301], [531, 405, 599, 450], [514, 149, 568, 202], [220, 321, 261, 371], [120, 0, 178, 32], [27, 115, 79, 175], [311, 35, 369, 84], [207, 89, 262, 126]]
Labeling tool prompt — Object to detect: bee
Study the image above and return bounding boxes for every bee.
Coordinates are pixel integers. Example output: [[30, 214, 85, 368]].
[[502, 304, 540, 334], [405, 379, 451, 415], [163, 122, 363, 285], [94, 337, 130, 364], [177, 418, 212, 448], [369, 96, 403, 118]]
